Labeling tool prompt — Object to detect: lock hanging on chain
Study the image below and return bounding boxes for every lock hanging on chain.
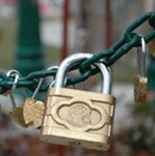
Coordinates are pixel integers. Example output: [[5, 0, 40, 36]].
[[23, 78, 45, 128], [134, 37, 148, 104], [23, 66, 59, 128], [41, 53, 116, 151], [6, 70, 28, 127], [6, 69, 44, 128]]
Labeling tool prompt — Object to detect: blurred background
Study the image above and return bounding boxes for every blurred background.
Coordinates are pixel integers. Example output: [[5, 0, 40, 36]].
[[0, 0, 155, 156]]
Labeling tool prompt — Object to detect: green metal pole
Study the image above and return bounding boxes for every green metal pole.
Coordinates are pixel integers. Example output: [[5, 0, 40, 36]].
[[148, 55, 155, 91], [147, 43, 155, 102], [16, 0, 44, 76]]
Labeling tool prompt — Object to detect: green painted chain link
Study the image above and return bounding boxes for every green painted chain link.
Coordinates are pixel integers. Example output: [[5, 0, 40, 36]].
[[0, 12, 155, 93]]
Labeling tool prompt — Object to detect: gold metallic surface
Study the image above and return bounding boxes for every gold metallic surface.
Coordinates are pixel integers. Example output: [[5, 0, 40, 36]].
[[10, 106, 26, 127], [23, 98, 45, 128], [134, 75, 148, 104], [41, 88, 115, 151]]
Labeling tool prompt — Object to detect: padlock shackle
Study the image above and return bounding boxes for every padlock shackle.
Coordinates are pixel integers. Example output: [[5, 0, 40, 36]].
[[55, 53, 111, 94], [137, 37, 148, 77], [95, 63, 111, 94], [6, 70, 20, 107]]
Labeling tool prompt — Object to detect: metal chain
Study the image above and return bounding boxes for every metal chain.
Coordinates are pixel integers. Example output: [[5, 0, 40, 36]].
[[0, 12, 155, 93]]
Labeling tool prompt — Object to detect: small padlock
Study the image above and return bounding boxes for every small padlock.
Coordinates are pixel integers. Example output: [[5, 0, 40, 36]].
[[23, 78, 45, 128], [6, 70, 26, 126], [23, 98, 44, 128], [7, 70, 45, 128], [134, 37, 148, 104], [23, 66, 58, 128], [41, 53, 115, 151]]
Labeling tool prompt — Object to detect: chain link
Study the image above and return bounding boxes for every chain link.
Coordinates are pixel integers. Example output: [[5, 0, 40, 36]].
[[0, 12, 155, 93]]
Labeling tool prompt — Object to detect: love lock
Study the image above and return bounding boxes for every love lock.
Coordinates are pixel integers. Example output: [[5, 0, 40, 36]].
[[41, 53, 116, 151]]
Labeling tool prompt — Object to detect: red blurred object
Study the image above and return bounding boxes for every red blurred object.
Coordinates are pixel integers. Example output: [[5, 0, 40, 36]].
[[105, 0, 113, 48], [58, 0, 69, 155], [61, 0, 69, 61], [0, 0, 16, 5], [135, 150, 153, 156]]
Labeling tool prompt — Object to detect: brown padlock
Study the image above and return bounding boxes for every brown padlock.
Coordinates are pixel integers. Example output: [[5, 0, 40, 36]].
[[134, 37, 148, 104], [41, 53, 115, 151]]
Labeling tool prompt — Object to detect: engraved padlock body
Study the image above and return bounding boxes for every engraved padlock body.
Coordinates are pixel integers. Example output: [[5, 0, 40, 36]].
[[41, 53, 115, 151], [134, 75, 148, 103]]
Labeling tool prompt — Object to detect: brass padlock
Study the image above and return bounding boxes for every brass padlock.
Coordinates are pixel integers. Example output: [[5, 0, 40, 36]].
[[6, 70, 27, 126], [23, 66, 58, 128], [134, 75, 148, 103], [41, 53, 115, 151], [7, 72, 45, 128], [23, 78, 45, 128], [10, 106, 26, 126], [23, 98, 44, 128], [134, 37, 148, 104]]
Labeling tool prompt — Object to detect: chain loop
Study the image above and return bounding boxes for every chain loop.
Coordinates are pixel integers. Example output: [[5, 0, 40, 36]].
[[0, 12, 155, 93], [149, 12, 155, 29]]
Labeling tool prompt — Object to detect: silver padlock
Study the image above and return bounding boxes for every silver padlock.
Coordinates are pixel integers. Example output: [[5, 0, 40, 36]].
[[41, 53, 115, 151]]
